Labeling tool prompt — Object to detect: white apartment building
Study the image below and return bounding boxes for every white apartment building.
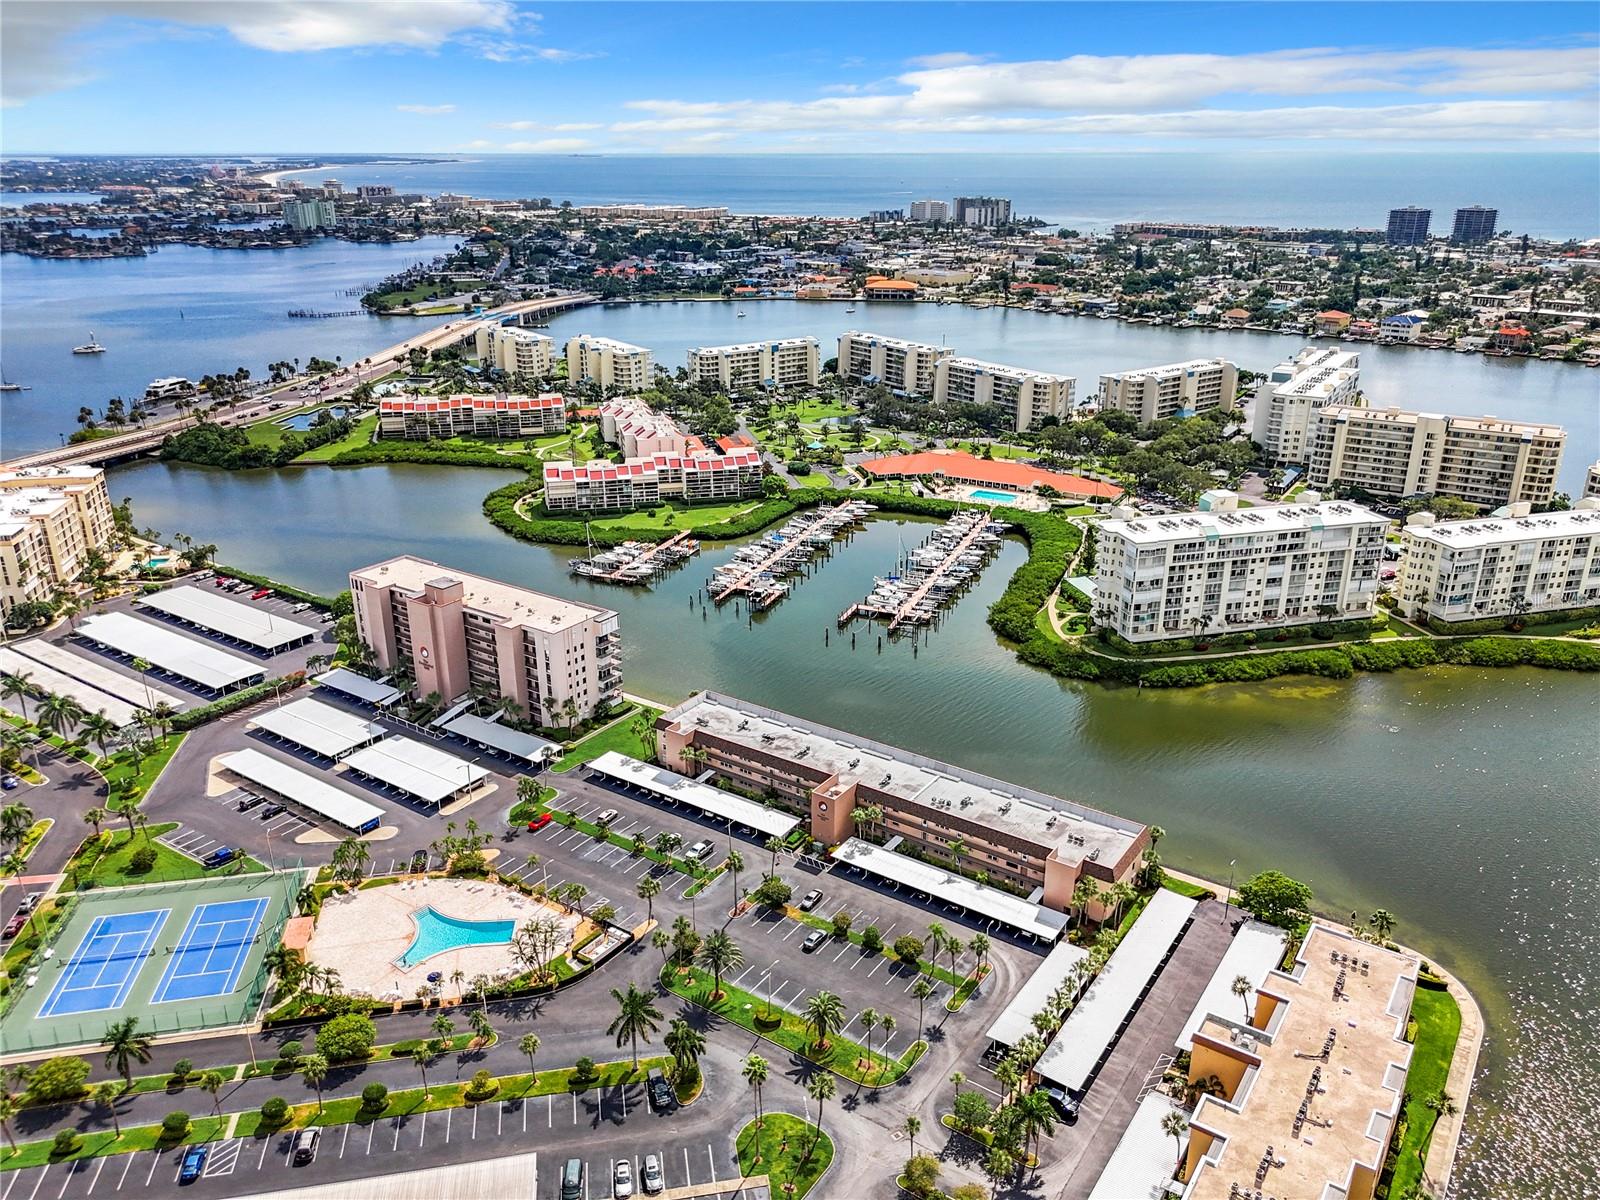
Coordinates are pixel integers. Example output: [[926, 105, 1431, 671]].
[[1251, 347, 1361, 464], [598, 397, 687, 458], [542, 447, 764, 512], [350, 555, 621, 727], [281, 198, 338, 231], [377, 393, 567, 440], [836, 331, 953, 395], [686, 337, 820, 390], [1394, 499, 1600, 624], [1584, 460, 1600, 499], [1308, 406, 1566, 509], [0, 467, 117, 621], [933, 357, 1075, 431], [953, 196, 1012, 227], [910, 199, 951, 222], [565, 335, 652, 393], [1096, 358, 1239, 423], [474, 322, 555, 378], [1095, 501, 1387, 642]]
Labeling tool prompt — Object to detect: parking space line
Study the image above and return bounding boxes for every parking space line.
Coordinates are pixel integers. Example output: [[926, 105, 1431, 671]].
[[86, 1159, 107, 1195], [707, 1144, 717, 1183], [391, 1116, 401, 1151], [780, 923, 804, 942], [443, 1107, 451, 1144], [831, 943, 851, 962], [683, 1147, 692, 1187], [144, 1151, 161, 1188], [548, 1094, 553, 1128], [115, 1154, 134, 1192], [868, 957, 888, 977], [572, 1091, 578, 1124], [57, 1164, 80, 1200], [365, 1120, 376, 1156], [258, 1138, 272, 1169], [339, 1124, 349, 1158], [497, 1101, 503, 1137], [471, 1104, 478, 1139]]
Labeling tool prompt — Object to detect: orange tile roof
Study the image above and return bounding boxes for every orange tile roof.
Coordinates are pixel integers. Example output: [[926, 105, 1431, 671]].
[[859, 450, 1122, 499]]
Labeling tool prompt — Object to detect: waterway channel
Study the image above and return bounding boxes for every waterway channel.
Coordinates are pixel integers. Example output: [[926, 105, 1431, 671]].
[[112, 457, 1600, 1196]]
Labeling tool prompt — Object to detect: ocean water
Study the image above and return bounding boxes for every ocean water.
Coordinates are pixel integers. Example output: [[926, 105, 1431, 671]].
[[269, 152, 1600, 240]]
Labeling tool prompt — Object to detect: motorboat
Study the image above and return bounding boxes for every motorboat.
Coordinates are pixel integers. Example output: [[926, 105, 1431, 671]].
[[72, 332, 107, 354]]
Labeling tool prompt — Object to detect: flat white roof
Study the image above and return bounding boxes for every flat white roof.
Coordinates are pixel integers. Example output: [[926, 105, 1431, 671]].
[[220, 748, 384, 832], [1100, 501, 1385, 546], [137, 586, 318, 652], [985, 938, 1091, 1047], [831, 838, 1069, 941], [76, 612, 264, 692], [690, 337, 819, 355], [586, 751, 799, 839], [1406, 506, 1600, 550], [8, 638, 190, 712], [350, 556, 617, 636], [341, 736, 488, 805], [1175, 919, 1286, 1051], [315, 668, 402, 707], [0, 646, 144, 729], [1035, 888, 1198, 1092], [1086, 1093, 1190, 1200], [250, 697, 384, 760], [943, 356, 1073, 385], [442, 712, 561, 764], [1102, 357, 1234, 382]]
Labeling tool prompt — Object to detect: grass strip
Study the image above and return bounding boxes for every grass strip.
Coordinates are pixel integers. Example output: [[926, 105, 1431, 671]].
[[737, 1114, 833, 1199], [1384, 987, 1463, 1196]]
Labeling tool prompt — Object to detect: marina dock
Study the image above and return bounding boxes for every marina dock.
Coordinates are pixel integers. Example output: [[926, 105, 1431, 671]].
[[571, 530, 701, 585], [839, 509, 1006, 633], [708, 500, 874, 611]]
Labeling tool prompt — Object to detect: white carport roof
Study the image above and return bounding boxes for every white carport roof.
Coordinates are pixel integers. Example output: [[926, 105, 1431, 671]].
[[1086, 1093, 1189, 1200], [830, 837, 1069, 941], [1174, 918, 1287, 1051], [76, 612, 264, 692], [0, 646, 144, 729], [1035, 888, 1197, 1093], [9, 638, 190, 712], [585, 751, 799, 839], [341, 736, 488, 805], [442, 713, 560, 765], [315, 668, 402, 707], [249, 697, 384, 760], [220, 748, 384, 832], [138, 585, 317, 652], [985, 937, 1091, 1048]]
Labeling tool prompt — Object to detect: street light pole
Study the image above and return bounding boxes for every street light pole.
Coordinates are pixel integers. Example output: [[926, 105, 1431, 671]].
[[1223, 859, 1236, 924]]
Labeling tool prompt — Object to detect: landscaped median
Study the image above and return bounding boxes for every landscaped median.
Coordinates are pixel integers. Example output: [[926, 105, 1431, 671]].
[[737, 1113, 834, 1200], [662, 963, 925, 1087], [0, 1117, 227, 1173], [62, 823, 267, 890], [781, 908, 986, 1008]]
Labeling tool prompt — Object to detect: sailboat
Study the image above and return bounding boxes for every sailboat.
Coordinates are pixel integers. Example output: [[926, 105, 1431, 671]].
[[72, 331, 107, 355], [0, 368, 26, 393]]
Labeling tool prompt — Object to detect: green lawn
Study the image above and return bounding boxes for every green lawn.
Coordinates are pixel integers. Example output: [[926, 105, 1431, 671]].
[[244, 418, 290, 449], [292, 413, 378, 462], [0, 1117, 224, 1173], [103, 732, 186, 810], [737, 1114, 834, 1199], [588, 499, 764, 533], [772, 398, 857, 422], [552, 706, 661, 772], [62, 823, 266, 890], [1386, 986, 1463, 1196]]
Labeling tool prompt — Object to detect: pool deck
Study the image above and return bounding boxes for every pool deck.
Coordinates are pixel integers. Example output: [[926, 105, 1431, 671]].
[[305, 877, 578, 1002]]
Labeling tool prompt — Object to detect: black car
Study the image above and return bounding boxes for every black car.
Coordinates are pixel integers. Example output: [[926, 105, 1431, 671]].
[[1040, 1084, 1079, 1122], [237, 795, 264, 812], [259, 804, 285, 819], [647, 1067, 674, 1111]]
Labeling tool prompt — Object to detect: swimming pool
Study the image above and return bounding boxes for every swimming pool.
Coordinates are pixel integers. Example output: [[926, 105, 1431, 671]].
[[969, 489, 1017, 504], [397, 907, 516, 969], [279, 405, 351, 431]]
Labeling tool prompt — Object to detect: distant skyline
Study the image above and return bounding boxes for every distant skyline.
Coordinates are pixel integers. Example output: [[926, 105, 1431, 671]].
[[1, 1, 1596, 156]]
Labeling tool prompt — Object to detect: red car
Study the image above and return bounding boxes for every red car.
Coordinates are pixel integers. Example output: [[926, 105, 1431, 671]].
[[251, 588, 272, 600], [2, 912, 27, 940], [526, 813, 553, 832], [213, 576, 231, 587]]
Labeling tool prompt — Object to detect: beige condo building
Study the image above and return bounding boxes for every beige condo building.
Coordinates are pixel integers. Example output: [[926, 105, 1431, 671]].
[[0, 466, 117, 621], [686, 337, 820, 390], [349, 556, 621, 728], [566, 335, 652, 393], [1582, 459, 1600, 499], [474, 322, 555, 378], [933, 357, 1075, 431], [1251, 346, 1361, 465], [836, 331, 953, 395], [1307, 406, 1566, 509], [1096, 358, 1239, 423]]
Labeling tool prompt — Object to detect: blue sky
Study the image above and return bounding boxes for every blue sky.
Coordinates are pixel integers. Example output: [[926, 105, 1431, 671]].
[[2, 2, 1596, 154]]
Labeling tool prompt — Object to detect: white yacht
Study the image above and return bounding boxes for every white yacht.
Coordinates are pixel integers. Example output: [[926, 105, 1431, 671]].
[[72, 332, 107, 355]]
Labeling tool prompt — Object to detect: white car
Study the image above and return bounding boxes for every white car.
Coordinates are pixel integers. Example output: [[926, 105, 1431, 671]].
[[686, 839, 714, 861], [612, 1159, 634, 1199], [641, 1154, 664, 1195], [595, 808, 619, 825]]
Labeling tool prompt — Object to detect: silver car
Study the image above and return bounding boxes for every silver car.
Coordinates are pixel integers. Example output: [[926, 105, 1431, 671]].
[[641, 1154, 664, 1195], [613, 1158, 634, 1199]]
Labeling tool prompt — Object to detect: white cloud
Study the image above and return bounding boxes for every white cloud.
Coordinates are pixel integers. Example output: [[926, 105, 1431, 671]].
[[903, 51, 987, 70], [502, 138, 591, 152], [490, 120, 602, 131], [397, 103, 456, 115]]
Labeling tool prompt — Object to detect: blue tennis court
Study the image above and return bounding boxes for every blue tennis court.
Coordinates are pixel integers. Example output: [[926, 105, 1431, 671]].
[[152, 897, 269, 1004], [39, 909, 170, 1018]]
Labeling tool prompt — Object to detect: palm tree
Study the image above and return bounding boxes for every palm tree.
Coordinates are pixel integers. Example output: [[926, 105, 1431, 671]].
[[92, 1080, 123, 1138], [300, 1053, 329, 1113], [803, 990, 846, 1051], [1, 671, 36, 724], [763, 835, 784, 877], [607, 983, 663, 1070], [804, 1072, 836, 1161], [637, 874, 662, 920], [742, 1054, 769, 1135], [725, 847, 745, 902], [102, 1018, 152, 1086], [80, 712, 119, 760], [0, 802, 34, 848], [943, 932, 964, 980], [1231, 974, 1254, 1022], [859, 1007, 879, 1075], [414, 1040, 441, 1099], [970, 932, 991, 972], [1072, 877, 1102, 926], [697, 929, 743, 999], [331, 836, 371, 886], [262, 945, 304, 993], [651, 928, 671, 966], [1109, 881, 1138, 927], [518, 1033, 541, 1091], [664, 1017, 706, 1082], [199, 1070, 226, 1118], [468, 1009, 495, 1046], [912, 977, 935, 1034], [1161, 1110, 1190, 1176], [903, 1114, 921, 1161], [1368, 909, 1397, 942], [37, 692, 84, 741], [1013, 1089, 1057, 1179], [130, 658, 154, 710], [0, 1091, 18, 1153]]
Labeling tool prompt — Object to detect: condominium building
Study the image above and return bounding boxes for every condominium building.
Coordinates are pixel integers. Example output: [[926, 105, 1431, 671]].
[[933, 357, 1076, 431], [542, 447, 763, 512], [656, 691, 1150, 917], [1251, 346, 1361, 464], [1584, 460, 1600, 499], [281, 198, 338, 231], [1178, 924, 1419, 1200], [474, 322, 555, 378], [1393, 499, 1600, 624], [1451, 205, 1498, 245], [1385, 206, 1431, 245], [686, 337, 820, 390], [953, 196, 1012, 227], [1307, 406, 1566, 509], [836, 331, 953, 395], [349, 555, 621, 727], [565, 335, 652, 393], [377, 393, 567, 441], [598, 397, 687, 458], [0, 466, 117, 621], [1094, 501, 1387, 642], [1096, 358, 1239, 423], [910, 199, 951, 222]]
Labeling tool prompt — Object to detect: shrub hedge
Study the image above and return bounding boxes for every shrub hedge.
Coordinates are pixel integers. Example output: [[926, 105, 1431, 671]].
[[211, 565, 337, 611], [328, 440, 538, 469], [171, 674, 306, 730], [1424, 604, 1600, 636]]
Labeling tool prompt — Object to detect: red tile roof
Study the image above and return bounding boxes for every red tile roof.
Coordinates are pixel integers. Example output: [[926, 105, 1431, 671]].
[[859, 450, 1122, 499]]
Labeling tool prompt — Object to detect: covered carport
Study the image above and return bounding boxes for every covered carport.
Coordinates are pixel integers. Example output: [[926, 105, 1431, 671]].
[[584, 751, 799, 840], [341, 736, 489, 807], [441, 712, 560, 768]]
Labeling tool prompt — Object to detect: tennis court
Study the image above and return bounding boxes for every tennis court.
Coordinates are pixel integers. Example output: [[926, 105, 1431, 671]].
[[152, 897, 270, 1004], [38, 909, 171, 1018]]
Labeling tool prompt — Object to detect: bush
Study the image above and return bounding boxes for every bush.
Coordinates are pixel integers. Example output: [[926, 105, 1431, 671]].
[[25, 1055, 91, 1103], [572, 1056, 597, 1083], [170, 1058, 193, 1082], [160, 1111, 191, 1140], [464, 1069, 498, 1101], [752, 876, 792, 908], [360, 1083, 388, 1112], [387, 1039, 419, 1058], [128, 844, 159, 874], [831, 909, 853, 938], [316, 1012, 377, 1063], [51, 1130, 82, 1157], [860, 924, 883, 954], [893, 935, 925, 967], [173, 675, 306, 730], [259, 1097, 289, 1125]]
